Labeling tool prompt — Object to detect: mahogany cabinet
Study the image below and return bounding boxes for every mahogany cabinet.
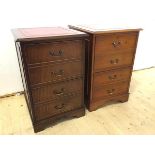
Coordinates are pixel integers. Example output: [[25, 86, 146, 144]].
[[12, 27, 88, 132], [69, 25, 142, 111]]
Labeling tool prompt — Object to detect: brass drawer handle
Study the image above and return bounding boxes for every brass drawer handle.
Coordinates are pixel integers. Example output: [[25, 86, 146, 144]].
[[110, 59, 119, 64], [107, 89, 115, 95], [108, 74, 117, 80], [49, 50, 63, 56], [112, 41, 121, 47], [54, 103, 65, 109], [51, 69, 64, 77], [53, 88, 64, 95]]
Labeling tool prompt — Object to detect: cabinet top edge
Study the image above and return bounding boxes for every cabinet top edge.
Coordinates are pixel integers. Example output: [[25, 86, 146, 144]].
[[11, 27, 88, 42], [68, 25, 143, 34]]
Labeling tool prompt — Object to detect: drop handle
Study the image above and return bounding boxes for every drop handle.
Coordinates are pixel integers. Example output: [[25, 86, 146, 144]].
[[49, 50, 63, 56], [51, 69, 64, 76], [53, 88, 65, 95], [110, 59, 119, 64], [112, 41, 121, 47], [54, 103, 65, 109], [107, 89, 115, 95], [108, 74, 117, 80]]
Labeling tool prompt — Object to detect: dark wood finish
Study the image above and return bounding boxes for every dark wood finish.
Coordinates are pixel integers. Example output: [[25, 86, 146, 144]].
[[95, 32, 138, 51], [94, 50, 135, 71], [94, 67, 132, 86], [69, 25, 142, 111], [34, 94, 83, 121], [31, 78, 83, 103], [34, 106, 85, 132], [24, 40, 83, 65], [12, 27, 88, 132], [89, 94, 129, 111], [28, 60, 83, 85], [93, 81, 129, 102]]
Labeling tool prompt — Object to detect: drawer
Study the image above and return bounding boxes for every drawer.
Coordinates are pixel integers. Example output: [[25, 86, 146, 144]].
[[94, 50, 134, 71], [94, 67, 132, 86], [34, 95, 83, 121], [28, 60, 83, 85], [31, 78, 83, 103], [93, 81, 129, 102], [24, 40, 83, 64], [95, 32, 138, 53]]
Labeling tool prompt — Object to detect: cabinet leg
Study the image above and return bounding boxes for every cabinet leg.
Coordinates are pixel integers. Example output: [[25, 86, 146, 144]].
[[88, 94, 130, 112], [33, 125, 45, 133], [72, 107, 85, 118], [33, 106, 85, 133], [118, 94, 129, 103]]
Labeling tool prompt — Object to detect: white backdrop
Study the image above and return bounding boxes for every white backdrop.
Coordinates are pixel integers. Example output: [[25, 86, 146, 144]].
[[0, 0, 155, 96]]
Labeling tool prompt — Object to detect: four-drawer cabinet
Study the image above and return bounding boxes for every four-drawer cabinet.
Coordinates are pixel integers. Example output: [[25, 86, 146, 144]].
[[69, 25, 142, 111], [12, 25, 142, 132], [12, 27, 88, 132]]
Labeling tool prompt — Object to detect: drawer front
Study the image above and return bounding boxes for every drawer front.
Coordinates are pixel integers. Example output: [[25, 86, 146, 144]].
[[34, 95, 83, 121], [24, 40, 83, 64], [31, 78, 83, 103], [28, 61, 83, 85], [94, 67, 132, 86], [93, 81, 129, 101], [95, 32, 138, 53], [94, 51, 134, 71]]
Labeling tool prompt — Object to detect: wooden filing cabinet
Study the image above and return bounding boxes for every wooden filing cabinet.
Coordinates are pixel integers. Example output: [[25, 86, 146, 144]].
[[12, 27, 88, 132], [69, 25, 142, 111]]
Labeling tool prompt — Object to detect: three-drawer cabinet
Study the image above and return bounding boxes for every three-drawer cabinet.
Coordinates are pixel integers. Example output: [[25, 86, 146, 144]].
[[69, 25, 142, 111], [12, 27, 88, 132]]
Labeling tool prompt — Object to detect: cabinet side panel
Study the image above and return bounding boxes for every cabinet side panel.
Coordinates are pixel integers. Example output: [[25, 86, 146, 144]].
[[86, 35, 94, 108], [126, 32, 140, 92], [84, 38, 89, 102], [15, 42, 34, 122], [88, 35, 96, 106]]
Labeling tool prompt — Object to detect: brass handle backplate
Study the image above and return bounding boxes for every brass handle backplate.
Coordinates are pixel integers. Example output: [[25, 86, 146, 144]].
[[53, 88, 65, 95], [107, 89, 115, 95], [54, 103, 65, 109], [110, 59, 119, 64], [112, 41, 121, 47], [51, 69, 64, 77], [108, 74, 117, 80], [49, 50, 63, 56]]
